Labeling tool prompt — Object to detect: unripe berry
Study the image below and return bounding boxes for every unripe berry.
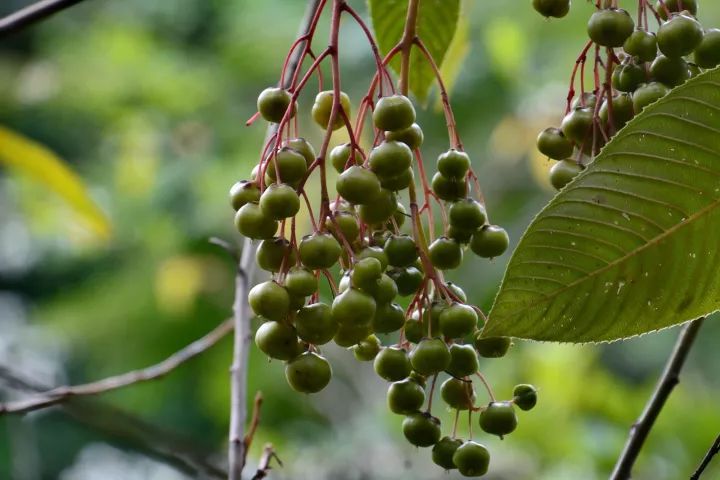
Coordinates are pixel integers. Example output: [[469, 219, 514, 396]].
[[351, 257, 383, 291], [388, 266, 423, 297], [445, 282, 467, 303], [357, 246, 389, 271], [256, 237, 296, 272], [266, 148, 307, 187], [694, 29, 720, 69], [285, 352, 332, 393], [439, 303, 478, 339], [474, 334, 512, 358], [449, 199, 487, 231], [336, 166, 382, 205], [312, 90, 351, 130], [656, 0, 697, 20], [283, 137, 316, 166], [353, 334, 382, 361], [657, 12, 704, 58], [372, 302, 406, 334], [284, 267, 318, 297], [479, 401, 518, 437], [402, 413, 441, 447], [387, 379, 425, 414], [255, 321, 301, 361], [331, 288, 377, 326], [257, 87, 295, 123], [410, 338, 451, 375], [441, 378, 476, 410], [633, 82, 670, 113], [587, 9, 635, 48], [429, 237, 463, 270], [329, 143, 357, 173], [229, 180, 260, 210], [612, 62, 647, 92], [326, 211, 360, 243], [431, 172, 467, 201], [365, 273, 398, 304], [453, 441, 490, 477], [650, 55, 690, 87], [549, 159, 584, 191], [368, 141, 413, 178], [259, 183, 300, 220], [234, 203, 278, 239], [447, 344, 479, 378], [298, 233, 342, 270], [384, 234, 418, 267], [536, 127, 574, 160], [432, 436, 462, 470], [385, 123, 424, 150], [374, 346, 412, 381], [599, 93, 635, 131], [380, 168, 413, 191], [437, 149, 470, 179], [404, 317, 425, 343], [560, 107, 593, 145], [513, 384, 539, 411], [623, 30, 658, 63], [333, 323, 373, 347], [470, 225, 509, 258], [296, 303, 337, 345], [373, 94, 416, 131], [358, 189, 398, 225], [248, 281, 290, 321]]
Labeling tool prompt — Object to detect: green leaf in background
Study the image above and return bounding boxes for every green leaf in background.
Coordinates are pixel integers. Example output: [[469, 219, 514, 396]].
[[483, 68, 720, 343], [434, 14, 469, 111], [368, 0, 460, 102], [0, 125, 111, 239]]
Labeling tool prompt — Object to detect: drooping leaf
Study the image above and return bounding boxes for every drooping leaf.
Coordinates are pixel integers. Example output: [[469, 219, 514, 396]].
[[483, 68, 720, 343], [368, 0, 460, 102], [0, 125, 111, 239]]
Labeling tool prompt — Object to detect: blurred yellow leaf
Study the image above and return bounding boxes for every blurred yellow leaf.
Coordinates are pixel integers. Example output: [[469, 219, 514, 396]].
[[154, 255, 205, 316], [0, 125, 111, 239], [484, 18, 527, 79]]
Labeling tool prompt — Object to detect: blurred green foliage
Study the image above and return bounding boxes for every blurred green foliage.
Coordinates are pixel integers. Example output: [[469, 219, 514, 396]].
[[1, 1, 719, 479]]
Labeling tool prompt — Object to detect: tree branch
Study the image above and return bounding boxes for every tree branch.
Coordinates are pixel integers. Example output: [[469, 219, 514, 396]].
[[226, 1, 321, 478], [0, 317, 233, 415], [251, 444, 282, 480], [691, 433, 720, 480], [0, 0, 91, 38], [610, 318, 705, 480]]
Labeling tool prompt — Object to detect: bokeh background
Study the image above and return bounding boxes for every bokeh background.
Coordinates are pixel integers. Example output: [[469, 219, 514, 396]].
[[1, 1, 719, 479]]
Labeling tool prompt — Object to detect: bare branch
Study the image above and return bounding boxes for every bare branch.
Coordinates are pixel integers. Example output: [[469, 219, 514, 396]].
[[691, 434, 720, 480], [0, 0, 91, 38], [251, 444, 282, 480], [243, 391, 264, 464], [0, 317, 233, 415], [610, 318, 705, 480]]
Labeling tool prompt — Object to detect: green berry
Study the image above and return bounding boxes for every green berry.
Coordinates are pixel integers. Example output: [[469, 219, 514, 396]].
[[254, 321, 301, 361], [656, 0, 698, 20], [285, 352, 332, 393], [432, 172, 467, 201], [329, 143, 357, 173], [358, 189, 397, 225], [357, 246, 389, 271], [298, 233, 342, 270], [353, 334, 382, 361], [532, 0, 570, 18], [257, 87, 295, 123], [657, 12, 704, 58], [587, 8, 635, 48], [470, 225, 509, 258], [234, 203, 278, 239], [599, 93, 635, 131], [256, 237, 296, 272], [384, 234, 418, 268], [441, 378, 476, 410], [404, 317, 425, 343], [325, 211, 360, 243], [331, 288, 376, 326], [445, 282, 467, 303], [479, 401, 518, 437], [312, 90, 351, 130], [429, 237, 463, 270], [373, 94, 416, 131], [650, 55, 690, 87], [410, 338, 451, 375], [230, 180, 260, 210], [266, 148, 307, 187], [612, 62, 647, 92], [248, 281, 290, 321], [549, 159, 584, 191], [437, 149, 470, 179], [296, 303, 337, 345], [351, 257, 383, 290], [560, 107, 593, 145], [259, 183, 300, 220], [439, 303, 478, 339], [633, 82, 670, 113], [380, 168, 413, 191], [449, 199, 487, 230], [623, 30, 658, 62], [694, 29, 720, 68], [432, 436, 462, 470], [571, 92, 597, 110], [283, 137, 316, 166], [453, 442, 490, 477], [365, 273, 398, 303], [513, 384, 539, 411], [374, 346, 411, 381], [336, 166, 382, 205], [474, 335, 512, 358], [372, 302, 406, 334], [447, 225, 475, 244], [333, 323, 373, 347], [285, 267, 318, 297], [447, 344, 479, 378], [368, 141, 413, 178], [388, 266, 424, 297], [385, 123, 424, 150], [536, 127, 574, 160], [402, 413, 441, 447], [388, 379, 425, 414]]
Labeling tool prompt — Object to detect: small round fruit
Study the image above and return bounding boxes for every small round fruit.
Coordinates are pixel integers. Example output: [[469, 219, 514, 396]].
[[432, 436, 462, 470], [513, 384, 539, 411], [298, 233, 342, 270], [650, 55, 690, 87], [623, 30, 658, 62], [296, 303, 337, 345], [447, 344, 479, 378], [437, 149, 470, 179], [257, 87, 295, 123], [326, 211, 360, 243], [449, 199, 487, 230], [448, 225, 475, 244], [374, 346, 412, 381], [656, 0, 698, 20], [532, 0, 570, 18], [599, 93, 635, 131], [380, 167, 413, 191], [474, 335, 512, 358], [266, 148, 307, 186], [587, 8, 634, 48], [387, 379, 425, 414], [445, 282, 467, 303], [612, 62, 647, 92], [479, 401, 518, 437], [657, 13, 704, 58], [331, 288, 376, 326], [259, 183, 300, 220], [384, 234, 418, 268], [357, 246, 389, 271], [633, 82, 670, 113], [385, 123, 423, 150], [329, 143, 356, 173], [285, 352, 332, 393], [255, 321, 301, 361], [368, 141, 413, 178], [372, 302, 406, 334], [549, 159, 583, 190], [235, 203, 278, 239], [560, 107, 593, 145], [230, 180, 260, 210], [402, 413, 441, 447], [351, 257, 383, 291], [284, 267, 318, 297], [432, 173, 466, 201], [441, 378, 476, 410], [353, 334, 382, 361], [453, 441, 490, 477], [410, 338, 451, 375], [439, 303, 478, 339], [365, 273, 398, 303], [333, 323, 373, 347], [429, 237, 463, 270], [358, 189, 397, 225], [312, 90, 351, 130], [373, 94, 416, 131], [283, 138, 315, 166], [572, 92, 597, 110], [536, 127, 574, 160], [694, 29, 720, 68], [336, 166, 382, 205], [389, 266, 423, 297], [404, 317, 425, 343], [470, 225, 509, 258], [256, 237, 296, 272], [248, 281, 290, 321]]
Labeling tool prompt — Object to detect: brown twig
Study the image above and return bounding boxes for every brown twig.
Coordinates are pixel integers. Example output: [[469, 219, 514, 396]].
[[242, 391, 264, 466], [251, 444, 283, 480], [691, 434, 720, 480], [0, 318, 234, 415], [610, 318, 705, 480], [0, 0, 90, 38]]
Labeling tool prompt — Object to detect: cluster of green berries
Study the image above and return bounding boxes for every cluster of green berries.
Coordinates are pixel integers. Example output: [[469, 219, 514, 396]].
[[229, 84, 534, 475], [535, 0, 719, 190]]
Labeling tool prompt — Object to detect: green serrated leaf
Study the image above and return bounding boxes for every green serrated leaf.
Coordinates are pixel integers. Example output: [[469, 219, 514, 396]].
[[368, 0, 460, 102], [483, 68, 720, 343]]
